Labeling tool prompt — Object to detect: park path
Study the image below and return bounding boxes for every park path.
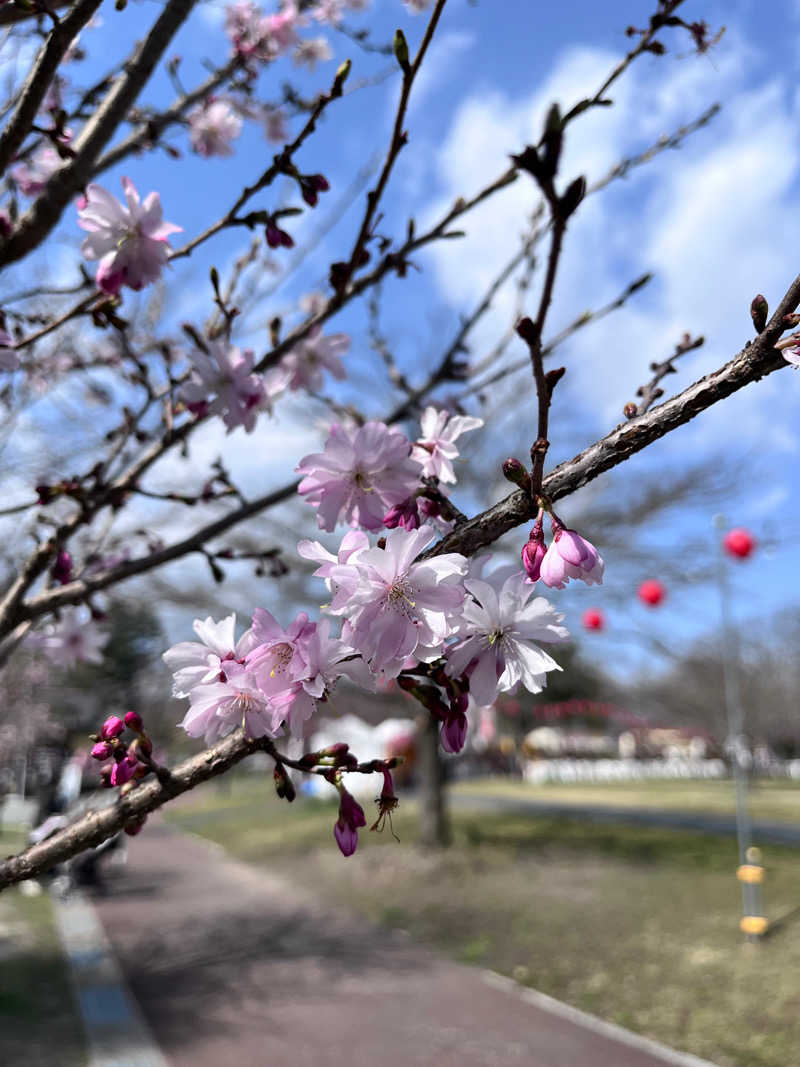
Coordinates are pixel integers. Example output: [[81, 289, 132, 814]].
[[90, 818, 716, 1067]]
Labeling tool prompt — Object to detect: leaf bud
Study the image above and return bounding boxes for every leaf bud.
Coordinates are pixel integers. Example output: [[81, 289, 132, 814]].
[[502, 458, 531, 490], [750, 294, 768, 334], [623, 402, 638, 419], [393, 29, 411, 74], [559, 176, 586, 220]]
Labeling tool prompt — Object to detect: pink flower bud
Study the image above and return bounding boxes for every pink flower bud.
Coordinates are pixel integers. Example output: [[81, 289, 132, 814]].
[[110, 755, 138, 786], [100, 715, 125, 740], [540, 519, 604, 589], [521, 519, 546, 582], [440, 712, 468, 754], [51, 550, 73, 585], [124, 710, 144, 731], [91, 741, 113, 760], [383, 498, 420, 531], [334, 786, 366, 857]]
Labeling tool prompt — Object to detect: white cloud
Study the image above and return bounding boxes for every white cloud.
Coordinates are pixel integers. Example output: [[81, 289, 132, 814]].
[[421, 34, 800, 455]]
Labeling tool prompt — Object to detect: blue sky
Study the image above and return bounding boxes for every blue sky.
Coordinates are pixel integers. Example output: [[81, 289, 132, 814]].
[[3, 0, 799, 680]]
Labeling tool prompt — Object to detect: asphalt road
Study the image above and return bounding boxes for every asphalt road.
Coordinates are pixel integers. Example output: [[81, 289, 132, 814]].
[[92, 821, 715, 1067], [452, 791, 800, 844]]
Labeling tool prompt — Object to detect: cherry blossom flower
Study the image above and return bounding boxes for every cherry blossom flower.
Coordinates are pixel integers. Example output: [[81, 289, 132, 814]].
[[297, 529, 369, 580], [178, 662, 280, 744], [314, 0, 344, 22], [293, 36, 332, 69], [0, 328, 19, 372], [181, 340, 286, 433], [77, 177, 182, 295], [263, 106, 288, 143], [775, 335, 800, 368], [326, 525, 467, 676], [280, 324, 348, 391], [297, 421, 422, 531], [445, 564, 569, 706], [10, 144, 63, 197], [33, 610, 107, 668], [539, 520, 604, 589], [162, 613, 257, 698], [410, 407, 483, 484], [187, 99, 242, 157]]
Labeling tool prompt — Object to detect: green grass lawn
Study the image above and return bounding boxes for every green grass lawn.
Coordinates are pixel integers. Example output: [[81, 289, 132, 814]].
[[0, 832, 87, 1067], [167, 774, 800, 1067], [453, 775, 800, 823]]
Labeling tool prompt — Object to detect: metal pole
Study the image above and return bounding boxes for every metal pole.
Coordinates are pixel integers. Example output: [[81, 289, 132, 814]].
[[714, 515, 764, 941]]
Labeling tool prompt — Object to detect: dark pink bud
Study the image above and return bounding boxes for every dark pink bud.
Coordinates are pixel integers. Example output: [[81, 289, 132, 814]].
[[334, 787, 366, 857], [440, 712, 468, 754], [521, 518, 546, 582], [265, 222, 281, 248], [334, 819, 358, 856], [310, 174, 329, 192], [110, 755, 138, 786], [51, 550, 72, 585], [91, 741, 113, 760], [100, 715, 125, 740], [278, 228, 294, 248], [124, 710, 144, 732], [301, 184, 318, 207], [416, 497, 442, 521], [383, 498, 420, 531]]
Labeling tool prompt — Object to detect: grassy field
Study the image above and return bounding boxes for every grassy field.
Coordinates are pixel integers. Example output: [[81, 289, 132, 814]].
[[167, 774, 800, 1067], [452, 776, 800, 823], [0, 832, 87, 1067]]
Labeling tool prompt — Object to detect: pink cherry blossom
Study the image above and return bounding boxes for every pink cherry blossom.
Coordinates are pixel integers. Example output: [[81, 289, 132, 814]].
[[539, 520, 604, 589], [775, 335, 800, 368], [181, 340, 286, 433], [263, 106, 288, 143], [0, 328, 19, 372], [10, 144, 63, 197], [32, 610, 106, 667], [445, 564, 568, 706], [297, 421, 422, 531], [77, 177, 182, 295], [297, 529, 369, 580], [411, 407, 483, 484], [178, 662, 280, 744], [326, 525, 467, 676], [293, 36, 332, 69], [280, 324, 348, 391], [162, 613, 256, 698], [187, 99, 242, 157]]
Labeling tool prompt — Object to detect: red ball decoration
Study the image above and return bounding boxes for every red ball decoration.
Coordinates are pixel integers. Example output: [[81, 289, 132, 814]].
[[637, 579, 665, 607], [582, 608, 605, 631], [723, 528, 755, 559]]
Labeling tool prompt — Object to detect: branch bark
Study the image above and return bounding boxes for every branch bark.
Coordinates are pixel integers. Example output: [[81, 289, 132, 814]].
[[0, 0, 199, 269]]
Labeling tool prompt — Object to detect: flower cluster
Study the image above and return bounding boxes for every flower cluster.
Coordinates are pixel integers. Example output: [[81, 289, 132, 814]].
[[181, 340, 286, 434], [91, 712, 149, 787], [163, 611, 369, 745], [296, 407, 482, 533], [521, 513, 604, 588], [187, 98, 243, 157]]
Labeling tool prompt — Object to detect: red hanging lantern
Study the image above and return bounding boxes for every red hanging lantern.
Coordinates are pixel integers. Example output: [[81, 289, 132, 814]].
[[723, 528, 755, 559], [582, 608, 605, 631], [637, 579, 665, 606]]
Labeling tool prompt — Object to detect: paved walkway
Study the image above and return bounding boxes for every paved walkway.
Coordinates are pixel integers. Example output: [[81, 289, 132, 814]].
[[89, 820, 716, 1067]]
